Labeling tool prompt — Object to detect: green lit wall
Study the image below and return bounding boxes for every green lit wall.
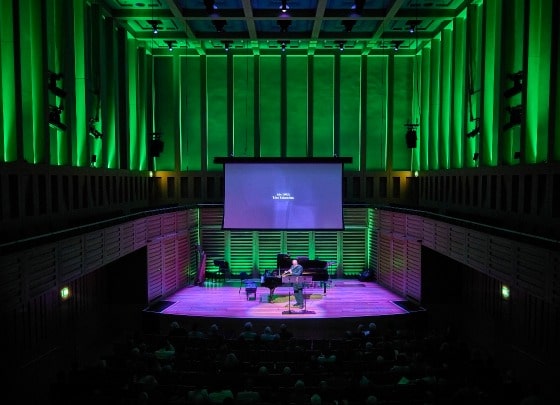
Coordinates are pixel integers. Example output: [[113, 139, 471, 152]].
[[0, 0, 559, 174]]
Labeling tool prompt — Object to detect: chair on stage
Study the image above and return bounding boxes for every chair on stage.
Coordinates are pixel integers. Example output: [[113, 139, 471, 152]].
[[238, 271, 250, 292]]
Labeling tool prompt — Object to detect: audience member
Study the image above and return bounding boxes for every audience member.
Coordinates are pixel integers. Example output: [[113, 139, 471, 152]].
[[239, 321, 258, 342], [278, 323, 294, 341], [260, 325, 280, 342]]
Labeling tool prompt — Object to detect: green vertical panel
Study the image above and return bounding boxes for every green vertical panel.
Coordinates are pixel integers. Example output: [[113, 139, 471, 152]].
[[206, 55, 228, 169], [286, 55, 308, 157], [153, 56, 176, 170], [410, 55, 421, 172], [420, 48, 431, 171], [339, 55, 361, 170], [429, 38, 441, 170], [73, 0, 87, 167], [452, 14, 466, 168], [135, 47, 148, 171], [440, 25, 453, 169], [20, 0, 45, 164], [0, 0, 16, 161], [182, 55, 202, 170], [365, 56, 387, 170], [127, 34, 138, 170], [313, 55, 334, 157], [259, 55, 281, 157], [393, 56, 414, 171], [500, 0, 523, 165], [466, 3, 482, 168], [481, 0, 501, 166], [101, 16, 117, 168], [233, 55, 255, 157], [526, 0, 551, 163]]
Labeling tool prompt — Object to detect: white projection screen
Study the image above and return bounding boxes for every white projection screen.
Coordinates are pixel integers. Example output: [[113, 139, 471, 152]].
[[222, 160, 345, 230]]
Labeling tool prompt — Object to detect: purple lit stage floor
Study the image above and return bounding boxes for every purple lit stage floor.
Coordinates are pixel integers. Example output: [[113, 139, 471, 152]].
[[155, 279, 414, 319], [143, 279, 426, 339]]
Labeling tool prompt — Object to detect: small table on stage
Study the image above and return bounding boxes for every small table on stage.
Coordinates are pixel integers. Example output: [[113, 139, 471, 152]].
[[282, 275, 314, 314]]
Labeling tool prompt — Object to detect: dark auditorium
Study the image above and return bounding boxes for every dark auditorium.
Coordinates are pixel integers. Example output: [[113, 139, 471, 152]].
[[1, 1, 559, 404]]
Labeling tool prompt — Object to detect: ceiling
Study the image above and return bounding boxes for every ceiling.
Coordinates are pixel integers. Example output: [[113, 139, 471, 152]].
[[99, 0, 469, 55]]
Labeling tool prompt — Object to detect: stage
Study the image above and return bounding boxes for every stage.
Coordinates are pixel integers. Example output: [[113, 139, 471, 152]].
[[143, 278, 426, 339]]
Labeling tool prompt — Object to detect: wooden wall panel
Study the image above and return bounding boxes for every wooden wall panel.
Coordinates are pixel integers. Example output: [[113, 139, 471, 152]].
[[406, 241, 422, 301], [515, 245, 548, 299], [465, 230, 488, 273], [147, 241, 163, 301], [434, 222, 451, 254], [488, 236, 514, 282], [392, 212, 406, 235], [162, 238, 178, 294], [84, 230, 104, 272], [58, 237, 83, 283], [229, 231, 254, 273], [120, 222, 135, 256], [392, 239, 406, 294], [134, 218, 147, 249], [0, 254, 22, 309], [378, 233, 392, 286], [422, 220, 436, 249], [341, 229, 367, 276], [104, 226, 121, 263], [449, 226, 467, 262], [257, 231, 283, 271]]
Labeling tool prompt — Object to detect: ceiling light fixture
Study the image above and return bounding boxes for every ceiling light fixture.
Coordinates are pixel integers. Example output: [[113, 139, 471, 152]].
[[165, 40, 176, 51], [277, 19, 291, 33], [278, 40, 289, 52], [393, 40, 403, 51], [147, 19, 161, 34], [279, 0, 289, 13], [338, 41, 346, 51], [204, 0, 218, 12], [342, 20, 356, 33], [222, 40, 232, 52], [212, 19, 227, 32], [407, 20, 421, 34]]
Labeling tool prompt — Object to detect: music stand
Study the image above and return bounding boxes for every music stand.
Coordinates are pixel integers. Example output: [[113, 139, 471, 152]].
[[282, 275, 314, 315]]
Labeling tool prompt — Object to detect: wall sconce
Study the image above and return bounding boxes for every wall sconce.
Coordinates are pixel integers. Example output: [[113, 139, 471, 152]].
[[392, 40, 403, 51]]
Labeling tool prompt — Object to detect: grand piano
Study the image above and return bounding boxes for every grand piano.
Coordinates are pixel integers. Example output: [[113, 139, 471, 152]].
[[261, 254, 330, 299]]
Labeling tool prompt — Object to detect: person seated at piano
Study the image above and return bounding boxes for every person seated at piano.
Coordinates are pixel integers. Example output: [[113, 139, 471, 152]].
[[284, 259, 305, 308]]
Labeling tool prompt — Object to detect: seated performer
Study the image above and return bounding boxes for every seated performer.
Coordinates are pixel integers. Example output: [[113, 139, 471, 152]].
[[284, 259, 304, 308]]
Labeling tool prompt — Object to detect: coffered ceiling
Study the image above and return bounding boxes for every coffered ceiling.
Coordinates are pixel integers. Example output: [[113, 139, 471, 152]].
[[98, 0, 469, 55]]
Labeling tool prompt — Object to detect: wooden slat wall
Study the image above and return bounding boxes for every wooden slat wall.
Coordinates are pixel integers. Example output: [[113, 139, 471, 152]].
[[229, 231, 255, 274], [257, 231, 283, 271]]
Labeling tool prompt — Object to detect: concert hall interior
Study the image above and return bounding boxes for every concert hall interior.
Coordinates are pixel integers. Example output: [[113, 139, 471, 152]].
[[1, 1, 559, 404]]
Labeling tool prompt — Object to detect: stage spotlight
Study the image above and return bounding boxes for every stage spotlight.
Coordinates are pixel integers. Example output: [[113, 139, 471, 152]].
[[47, 71, 66, 98], [279, 0, 289, 13], [147, 20, 161, 34], [504, 71, 523, 98], [405, 123, 419, 148], [222, 40, 232, 52], [407, 20, 421, 34], [351, 0, 365, 13], [503, 105, 523, 131], [393, 40, 403, 51], [165, 40, 176, 51], [204, 0, 218, 12], [49, 104, 67, 132], [338, 41, 346, 51], [277, 19, 291, 33], [278, 40, 290, 52], [150, 133, 164, 157]]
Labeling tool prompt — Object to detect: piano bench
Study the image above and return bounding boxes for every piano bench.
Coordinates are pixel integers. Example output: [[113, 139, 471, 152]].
[[245, 283, 257, 300]]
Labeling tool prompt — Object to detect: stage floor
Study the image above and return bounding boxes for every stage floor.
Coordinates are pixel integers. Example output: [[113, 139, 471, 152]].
[[148, 278, 423, 319], [142, 278, 426, 339]]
